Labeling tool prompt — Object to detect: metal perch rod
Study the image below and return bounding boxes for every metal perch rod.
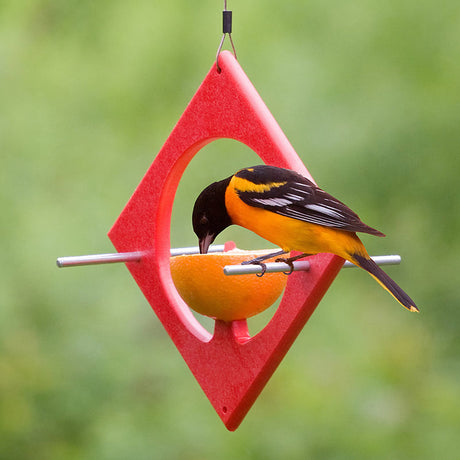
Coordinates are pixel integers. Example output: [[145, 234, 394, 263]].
[[57, 247, 401, 274], [56, 245, 226, 267], [56, 251, 143, 267], [223, 260, 311, 276], [223, 255, 401, 276]]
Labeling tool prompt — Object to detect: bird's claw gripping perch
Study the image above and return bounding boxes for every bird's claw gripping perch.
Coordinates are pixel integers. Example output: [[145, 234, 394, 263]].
[[275, 253, 310, 275], [241, 258, 268, 277], [241, 251, 289, 277], [241, 251, 307, 277], [275, 258, 295, 275], [255, 263, 267, 277]]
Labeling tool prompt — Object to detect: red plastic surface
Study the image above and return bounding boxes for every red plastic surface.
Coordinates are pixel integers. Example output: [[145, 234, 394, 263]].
[[108, 51, 344, 430]]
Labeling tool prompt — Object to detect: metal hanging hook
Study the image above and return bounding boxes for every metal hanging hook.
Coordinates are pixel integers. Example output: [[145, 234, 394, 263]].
[[216, 0, 237, 72]]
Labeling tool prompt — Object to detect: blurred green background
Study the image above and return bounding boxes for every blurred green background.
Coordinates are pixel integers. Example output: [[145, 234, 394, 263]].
[[1, 1, 459, 458]]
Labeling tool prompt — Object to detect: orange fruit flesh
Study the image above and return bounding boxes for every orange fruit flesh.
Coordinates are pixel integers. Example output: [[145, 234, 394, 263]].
[[170, 249, 287, 322]]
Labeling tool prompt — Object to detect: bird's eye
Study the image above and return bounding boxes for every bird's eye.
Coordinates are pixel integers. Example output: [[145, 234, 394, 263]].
[[200, 216, 209, 226]]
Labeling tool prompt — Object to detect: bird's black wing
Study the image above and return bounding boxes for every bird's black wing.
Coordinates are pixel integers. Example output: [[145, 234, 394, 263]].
[[234, 165, 384, 236]]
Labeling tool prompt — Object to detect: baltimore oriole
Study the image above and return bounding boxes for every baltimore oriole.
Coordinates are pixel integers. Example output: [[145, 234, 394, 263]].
[[192, 165, 418, 312]]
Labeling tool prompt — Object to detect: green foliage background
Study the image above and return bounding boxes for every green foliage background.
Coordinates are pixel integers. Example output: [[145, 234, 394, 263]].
[[1, 1, 459, 458]]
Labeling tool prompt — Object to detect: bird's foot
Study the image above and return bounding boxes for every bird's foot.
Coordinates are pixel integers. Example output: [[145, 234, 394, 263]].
[[255, 262, 267, 277], [275, 253, 311, 276], [242, 250, 287, 277], [241, 259, 268, 277], [275, 258, 295, 275]]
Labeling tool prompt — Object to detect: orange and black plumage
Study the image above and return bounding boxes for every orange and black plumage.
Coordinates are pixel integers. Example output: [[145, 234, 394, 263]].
[[192, 165, 418, 312]]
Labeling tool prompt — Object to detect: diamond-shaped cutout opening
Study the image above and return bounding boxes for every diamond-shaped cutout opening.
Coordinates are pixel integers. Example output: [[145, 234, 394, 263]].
[[108, 51, 344, 430]]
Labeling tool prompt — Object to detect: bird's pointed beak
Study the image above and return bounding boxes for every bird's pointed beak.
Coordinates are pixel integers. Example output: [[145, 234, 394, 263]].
[[199, 233, 214, 254]]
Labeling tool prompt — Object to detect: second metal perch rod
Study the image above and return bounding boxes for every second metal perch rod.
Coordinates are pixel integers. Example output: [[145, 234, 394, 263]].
[[57, 247, 401, 275]]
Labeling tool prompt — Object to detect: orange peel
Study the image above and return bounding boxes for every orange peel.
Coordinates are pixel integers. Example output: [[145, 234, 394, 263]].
[[170, 249, 287, 322]]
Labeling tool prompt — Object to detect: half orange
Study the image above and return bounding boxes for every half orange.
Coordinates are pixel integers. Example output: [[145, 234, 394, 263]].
[[170, 249, 287, 322]]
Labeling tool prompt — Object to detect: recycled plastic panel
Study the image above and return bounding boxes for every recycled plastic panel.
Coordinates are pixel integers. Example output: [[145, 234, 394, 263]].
[[108, 51, 344, 430]]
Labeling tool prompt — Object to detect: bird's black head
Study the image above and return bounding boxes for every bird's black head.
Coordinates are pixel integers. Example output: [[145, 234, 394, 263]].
[[192, 176, 233, 254]]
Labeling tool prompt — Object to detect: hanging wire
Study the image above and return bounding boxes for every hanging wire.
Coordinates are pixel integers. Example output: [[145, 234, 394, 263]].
[[216, 0, 237, 72]]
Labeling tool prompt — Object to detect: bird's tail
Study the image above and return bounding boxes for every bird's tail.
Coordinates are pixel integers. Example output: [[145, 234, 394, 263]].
[[350, 253, 419, 312]]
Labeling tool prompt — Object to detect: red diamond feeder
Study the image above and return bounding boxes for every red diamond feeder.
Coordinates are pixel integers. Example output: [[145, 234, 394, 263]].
[[108, 51, 344, 430]]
